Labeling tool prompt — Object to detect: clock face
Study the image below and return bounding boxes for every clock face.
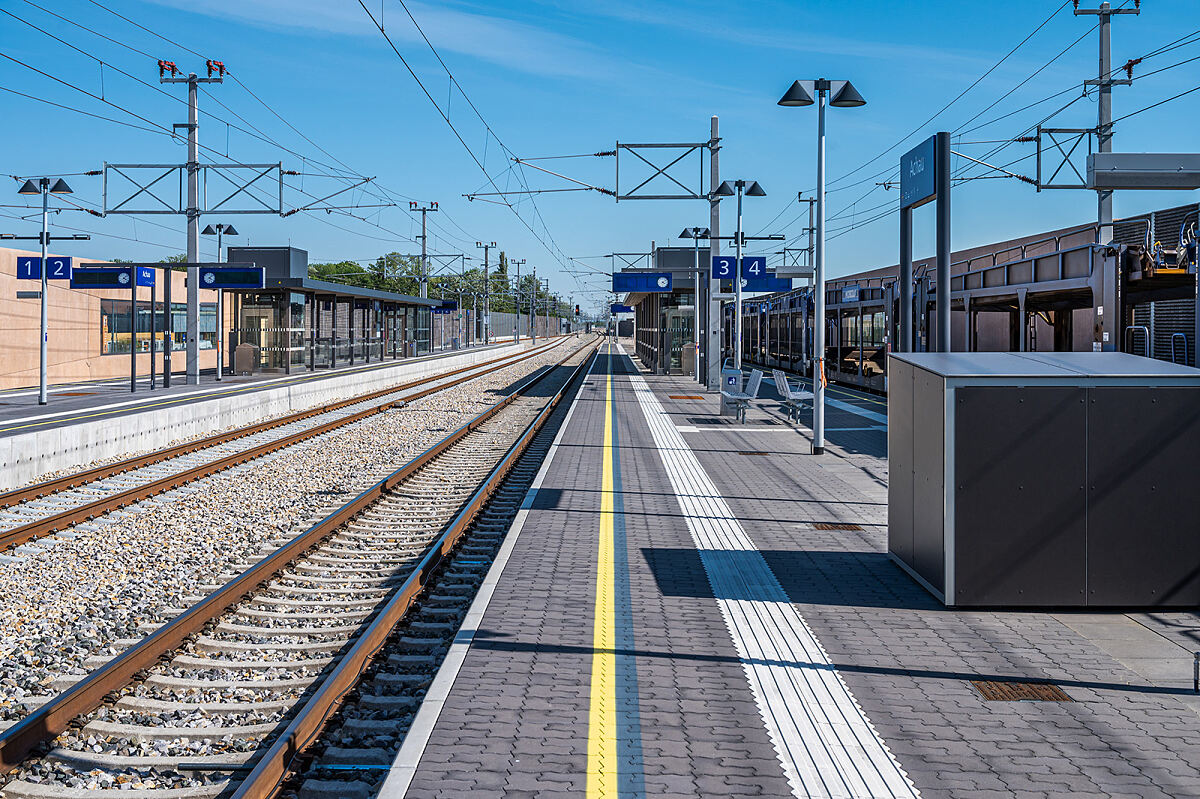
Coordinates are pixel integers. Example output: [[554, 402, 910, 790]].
[[656, 276, 669, 289], [203, 272, 215, 285], [118, 272, 130, 285]]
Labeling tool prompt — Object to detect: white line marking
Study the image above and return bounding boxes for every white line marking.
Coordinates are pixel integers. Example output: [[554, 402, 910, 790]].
[[826, 396, 887, 425], [378, 348, 601, 799], [620, 344, 918, 799]]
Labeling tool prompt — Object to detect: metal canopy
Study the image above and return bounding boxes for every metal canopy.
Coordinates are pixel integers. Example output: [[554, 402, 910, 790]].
[[1087, 153, 1200, 190]]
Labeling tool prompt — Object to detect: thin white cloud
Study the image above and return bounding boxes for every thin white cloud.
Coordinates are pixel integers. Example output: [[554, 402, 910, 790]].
[[140, 0, 628, 80]]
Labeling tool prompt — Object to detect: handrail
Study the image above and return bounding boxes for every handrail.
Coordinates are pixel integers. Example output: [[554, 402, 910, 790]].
[[1171, 333, 1188, 366], [1125, 325, 1151, 357]]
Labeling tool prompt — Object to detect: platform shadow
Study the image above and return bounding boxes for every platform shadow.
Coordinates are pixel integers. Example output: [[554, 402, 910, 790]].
[[640, 547, 942, 612]]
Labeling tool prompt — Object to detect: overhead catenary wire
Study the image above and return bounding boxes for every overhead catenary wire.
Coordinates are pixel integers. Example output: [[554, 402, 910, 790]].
[[50, 0, 484, 256], [358, 0, 579, 296]]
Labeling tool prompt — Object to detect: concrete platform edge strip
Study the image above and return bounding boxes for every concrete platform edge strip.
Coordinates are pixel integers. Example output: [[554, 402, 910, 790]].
[[621, 343, 920, 799], [0, 343, 526, 491], [375, 347, 602, 799]]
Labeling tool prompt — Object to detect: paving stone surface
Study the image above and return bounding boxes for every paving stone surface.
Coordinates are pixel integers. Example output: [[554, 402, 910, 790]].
[[404, 349, 1200, 799], [404, 346, 791, 798], [676, 370, 1200, 799]]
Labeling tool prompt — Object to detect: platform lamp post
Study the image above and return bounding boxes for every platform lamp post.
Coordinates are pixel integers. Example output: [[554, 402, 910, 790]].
[[201, 223, 238, 381], [679, 226, 711, 382], [713, 180, 766, 373], [778, 78, 867, 455], [17, 177, 78, 405]]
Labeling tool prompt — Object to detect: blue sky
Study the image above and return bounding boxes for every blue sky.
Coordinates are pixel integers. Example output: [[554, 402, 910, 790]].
[[2, 0, 1197, 310]]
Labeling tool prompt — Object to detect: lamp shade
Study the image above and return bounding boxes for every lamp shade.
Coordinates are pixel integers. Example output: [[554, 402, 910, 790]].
[[714, 181, 736, 197], [777, 80, 815, 107], [49, 178, 73, 194], [699, 227, 711, 237], [830, 80, 867, 107], [17, 179, 40, 195], [745, 181, 766, 197], [222, 224, 238, 236], [202, 224, 217, 235], [679, 227, 695, 239]]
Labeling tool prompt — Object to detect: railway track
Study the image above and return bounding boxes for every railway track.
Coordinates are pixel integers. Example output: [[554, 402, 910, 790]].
[[0, 338, 570, 555], [0, 339, 597, 799]]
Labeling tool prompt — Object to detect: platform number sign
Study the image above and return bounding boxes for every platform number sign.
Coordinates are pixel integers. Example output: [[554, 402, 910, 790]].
[[741, 256, 766, 277], [16, 256, 72, 280], [711, 255, 736, 280], [711, 255, 768, 280]]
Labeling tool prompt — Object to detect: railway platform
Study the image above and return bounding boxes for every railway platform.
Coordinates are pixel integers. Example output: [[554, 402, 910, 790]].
[[0, 339, 526, 437], [0, 338, 542, 490], [382, 338, 1200, 799]]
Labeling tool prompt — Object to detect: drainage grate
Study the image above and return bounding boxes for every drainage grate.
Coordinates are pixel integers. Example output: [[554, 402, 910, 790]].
[[668, 395, 706, 400], [971, 680, 1073, 702], [737, 450, 771, 456], [813, 522, 863, 531]]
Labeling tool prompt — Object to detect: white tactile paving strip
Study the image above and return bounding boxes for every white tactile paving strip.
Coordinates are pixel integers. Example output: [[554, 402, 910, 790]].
[[622, 344, 919, 799]]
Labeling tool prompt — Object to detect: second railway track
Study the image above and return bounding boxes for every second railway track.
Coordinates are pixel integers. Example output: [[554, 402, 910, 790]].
[[0, 338, 598, 799], [0, 338, 570, 554]]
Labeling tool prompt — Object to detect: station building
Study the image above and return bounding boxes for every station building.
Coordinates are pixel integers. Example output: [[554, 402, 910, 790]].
[[618, 201, 1199, 380], [0, 245, 441, 391]]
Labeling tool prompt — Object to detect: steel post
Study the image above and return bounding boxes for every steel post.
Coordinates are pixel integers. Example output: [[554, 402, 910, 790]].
[[936, 131, 951, 352], [707, 115, 722, 390], [734, 186, 744, 372], [215, 228, 223, 381], [185, 76, 201, 384], [38, 182, 48, 405], [813, 91, 827, 454], [900, 205, 913, 352]]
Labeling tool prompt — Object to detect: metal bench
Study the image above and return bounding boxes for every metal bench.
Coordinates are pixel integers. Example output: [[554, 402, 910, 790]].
[[720, 368, 763, 423], [772, 369, 814, 422]]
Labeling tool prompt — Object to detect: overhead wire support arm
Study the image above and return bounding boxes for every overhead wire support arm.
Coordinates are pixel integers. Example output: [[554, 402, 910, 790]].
[[281, 176, 375, 217], [509, 158, 615, 193], [464, 187, 614, 201], [949, 150, 1038, 185]]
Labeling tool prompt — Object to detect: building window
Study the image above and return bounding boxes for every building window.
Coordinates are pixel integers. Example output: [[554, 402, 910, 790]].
[[101, 300, 216, 355]]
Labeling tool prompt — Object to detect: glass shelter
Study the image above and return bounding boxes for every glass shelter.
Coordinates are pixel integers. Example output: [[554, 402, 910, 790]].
[[225, 246, 438, 375]]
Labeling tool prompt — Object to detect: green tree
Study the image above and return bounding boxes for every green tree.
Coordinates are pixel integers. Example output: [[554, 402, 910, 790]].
[[309, 260, 367, 284]]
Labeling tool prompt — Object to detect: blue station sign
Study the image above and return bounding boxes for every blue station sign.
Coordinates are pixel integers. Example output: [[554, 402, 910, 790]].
[[740, 276, 792, 293], [199, 266, 265, 290], [610, 303, 634, 314], [17, 256, 73, 280], [900, 135, 937, 209], [841, 285, 861, 303], [612, 272, 672, 293], [711, 255, 736, 280], [741, 256, 767, 277], [712, 255, 769, 280], [70, 266, 155, 289]]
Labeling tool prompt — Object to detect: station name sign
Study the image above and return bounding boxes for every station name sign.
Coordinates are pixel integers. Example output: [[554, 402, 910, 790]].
[[900, 135, 937, 210]]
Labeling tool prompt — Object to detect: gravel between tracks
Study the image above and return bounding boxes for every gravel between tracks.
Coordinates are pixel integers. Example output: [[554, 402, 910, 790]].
[[0, 339, 586, 726]]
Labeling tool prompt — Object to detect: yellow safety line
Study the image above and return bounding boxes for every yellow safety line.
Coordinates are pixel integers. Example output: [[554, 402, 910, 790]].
[[587, 341, 618, 797]]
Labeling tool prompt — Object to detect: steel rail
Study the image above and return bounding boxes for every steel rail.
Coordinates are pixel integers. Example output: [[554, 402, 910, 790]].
[[0, 338, 567, 511], [0, 338, 595, 774], [0, 338, 571, 553], [232, 343, 598, 799]]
